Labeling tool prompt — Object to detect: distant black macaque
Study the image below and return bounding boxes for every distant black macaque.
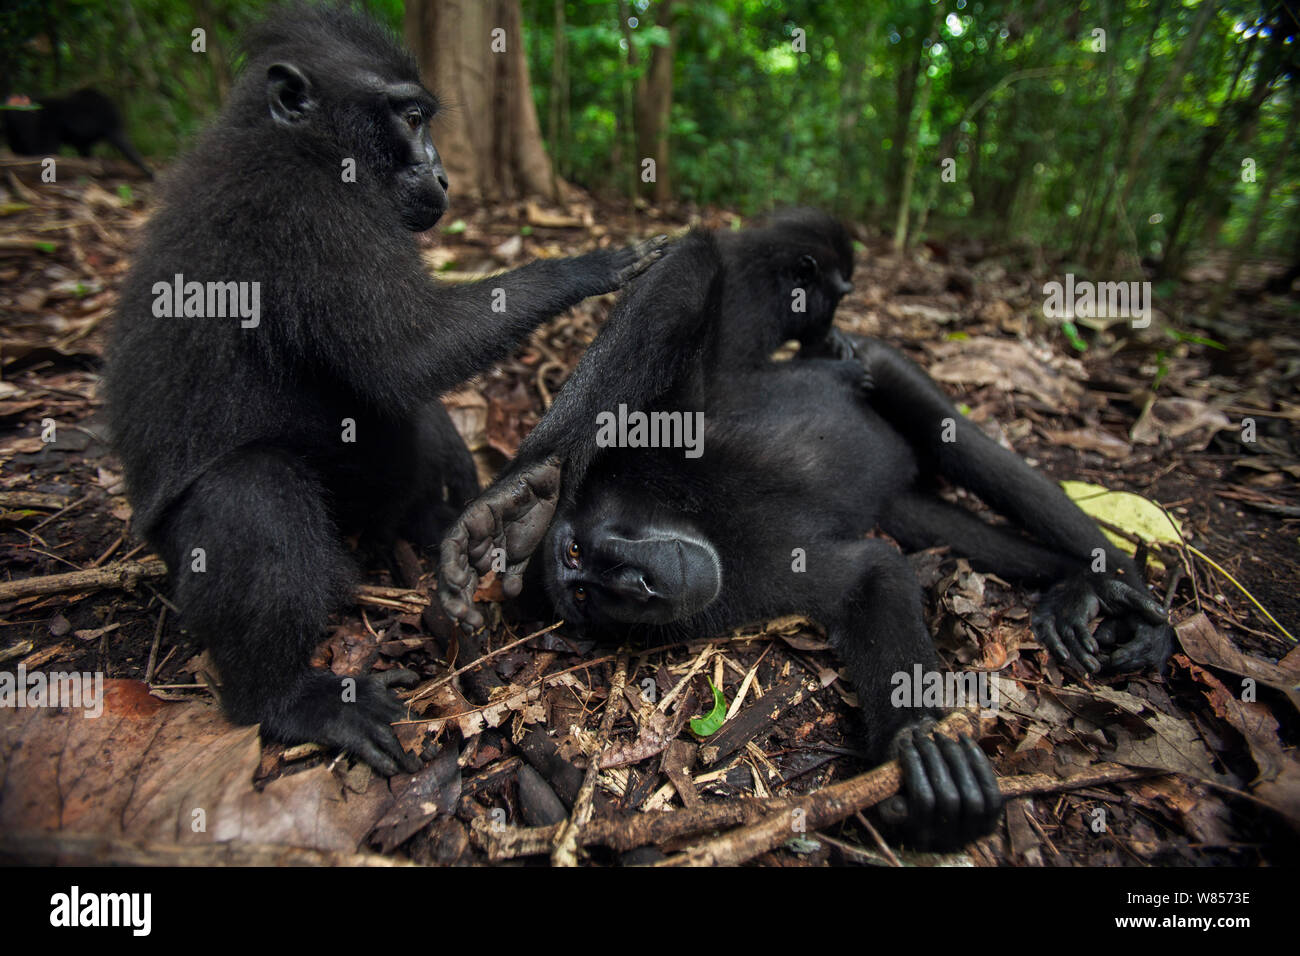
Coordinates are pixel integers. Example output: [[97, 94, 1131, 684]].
[[1264, 252, 1300, 296], [440, 209, 1174, 848], [3, 89, 153, 178], [104, 3, 664, 775]]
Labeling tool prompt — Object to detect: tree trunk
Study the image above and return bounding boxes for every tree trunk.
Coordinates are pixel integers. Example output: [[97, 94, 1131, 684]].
[[1081, 0, 1167, 264], [1206, 88, 1300, 321], [1071, 0, 1123, 260], [634, 0, 677, 204], [888, 30, 924, 216], [1099, 0, 1217, 266], [42, 0, 62, 85], [547, 0, 568, 197], [914, 68, 1059, 247], [1159, 30, 1284, 278], [617, 0, 639, 202], [404, 0, 558, 201], [833, 8, 873, 215], [893, 66, 933, 252], [195, 0, 231, 104]]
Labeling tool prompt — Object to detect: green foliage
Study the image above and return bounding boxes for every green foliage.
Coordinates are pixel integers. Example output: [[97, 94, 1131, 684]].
[[6, 0, 1294, 262], [689, 678, 727, 737], [2, 0, 266, 156], [1060, 319, 1088, 353], [522, 0, 1299, 261]]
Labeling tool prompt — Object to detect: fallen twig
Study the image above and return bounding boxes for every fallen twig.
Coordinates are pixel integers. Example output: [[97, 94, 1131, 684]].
[[0, 557, 166, 602], [474, 711, 1154, 863], [0, 560, 430, 617], [355, 583, 429, 614], [658, 743, 1148, 866], [551, 651, 629, 866], [405, 620, 564, 706]]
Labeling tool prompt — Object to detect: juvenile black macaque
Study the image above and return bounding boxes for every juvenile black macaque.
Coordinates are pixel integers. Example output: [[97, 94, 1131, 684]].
[[3, 89, 153, 178], [105, 3, 664, 774], [440, 209, 1174, 848]]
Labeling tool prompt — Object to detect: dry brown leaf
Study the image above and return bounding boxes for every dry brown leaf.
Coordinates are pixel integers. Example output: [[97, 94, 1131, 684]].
[[1086, 686, 1229, 784], [1040, 427, 1131, 459], [1130, 397, 1230, 449], [0, 679, 395, 852], [1182, 656, 1286, 782], [1176, 613, 1300, 710], [928, 337, 1085, 407]]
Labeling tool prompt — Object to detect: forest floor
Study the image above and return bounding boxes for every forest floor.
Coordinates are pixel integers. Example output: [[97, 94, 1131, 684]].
[[0, 162, 1297, 867]]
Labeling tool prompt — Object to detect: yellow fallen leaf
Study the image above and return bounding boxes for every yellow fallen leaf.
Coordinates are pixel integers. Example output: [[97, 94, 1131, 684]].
[[1061, 480, 1182, 561]]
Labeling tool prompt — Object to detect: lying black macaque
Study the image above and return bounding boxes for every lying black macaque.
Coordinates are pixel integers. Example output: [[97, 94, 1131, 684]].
[[105, 3, 663, 775], [3, 89, 153, 178], [440, 209, 1175, 848]]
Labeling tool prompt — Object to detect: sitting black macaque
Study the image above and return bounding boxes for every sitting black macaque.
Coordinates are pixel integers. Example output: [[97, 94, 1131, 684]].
[[440, 209, 1174, 848], [104, 3, 664, 775], [3, 89, 153, 178]]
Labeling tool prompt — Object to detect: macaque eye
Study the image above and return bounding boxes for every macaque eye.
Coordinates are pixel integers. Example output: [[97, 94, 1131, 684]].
[[573, 585, 587, 602], [405, 109, 421, 130], [567, 540, 581, 560]]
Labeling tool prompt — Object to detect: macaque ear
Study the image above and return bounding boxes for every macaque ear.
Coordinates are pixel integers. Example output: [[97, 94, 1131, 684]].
[[795, 253, 821, 284], [267, 63, 315, 125]]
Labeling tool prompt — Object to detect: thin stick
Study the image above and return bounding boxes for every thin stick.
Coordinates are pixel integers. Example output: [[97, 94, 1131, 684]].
[[1186, 544, 1295, 643], [144, 605, 166, 684], [406, 620, 564, 706], [0, 560, 436, 622], [0, 558, 167, 602], [854, 810, 901, 867], [89, 532, 125, 568], [354, 583, 428, 613], [552, 652, 628, 866], [393, 655, 617, 727], [30, 493, 92, 532], [659, 751, 1147, 866], [475, 754, 1153, 862]]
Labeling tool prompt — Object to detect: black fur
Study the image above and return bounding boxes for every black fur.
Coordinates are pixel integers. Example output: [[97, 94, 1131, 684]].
[[105, 2, 662, 774], [440, 210, 1174, 847], [3, 88, 152, 178], [711, 208, 856, 369]]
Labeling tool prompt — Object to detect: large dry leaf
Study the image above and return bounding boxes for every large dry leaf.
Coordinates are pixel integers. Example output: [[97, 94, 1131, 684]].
[[1047, 683, 1229, 785], [1093, 686, 1229, 784], [0, 679, 395, 853], [1176, 613, 1300, 711], [928, 337, 1085, 407], [1040, 427, 1131, 460], [1181, 656, 1300, 828], [1132, 777, 1238, 845], [1252, 762, 1300, 829], [1130, 397, 1230, 449], [1183, 657, 1287, 782]]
